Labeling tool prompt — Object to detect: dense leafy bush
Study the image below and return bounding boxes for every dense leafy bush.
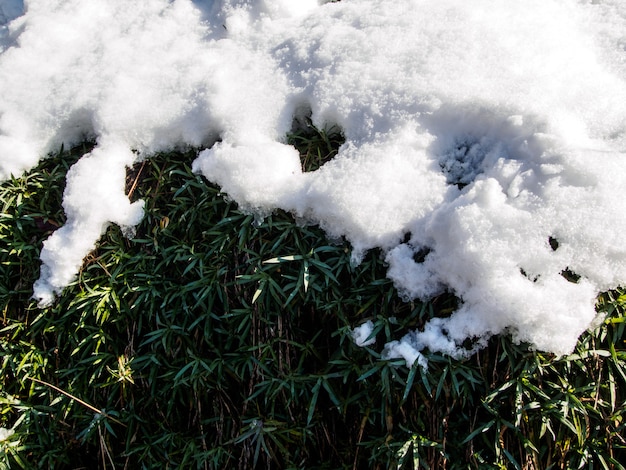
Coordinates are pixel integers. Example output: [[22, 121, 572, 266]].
[[1, 130, 625, 469]]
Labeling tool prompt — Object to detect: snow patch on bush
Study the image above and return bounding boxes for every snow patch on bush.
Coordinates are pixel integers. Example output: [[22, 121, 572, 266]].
[[352, 320, 376, 348], [1, 0, 625, 363]]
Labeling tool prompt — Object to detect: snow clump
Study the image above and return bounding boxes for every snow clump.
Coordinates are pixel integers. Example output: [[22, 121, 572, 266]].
[[351, 321, 376, 348]]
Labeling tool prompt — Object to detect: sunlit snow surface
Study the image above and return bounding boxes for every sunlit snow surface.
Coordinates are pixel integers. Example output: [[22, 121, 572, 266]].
[[1, 0, 626, 365]]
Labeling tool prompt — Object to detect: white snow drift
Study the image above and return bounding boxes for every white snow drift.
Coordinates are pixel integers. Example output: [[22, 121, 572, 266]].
[[0, 0, 625, 365]]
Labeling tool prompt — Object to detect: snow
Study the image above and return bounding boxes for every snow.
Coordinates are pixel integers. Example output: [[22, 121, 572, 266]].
[[33, 141, 145, 305], [352, 321, 376, 348], [1, 0, 625, 365], [0, 426, 14, 441]]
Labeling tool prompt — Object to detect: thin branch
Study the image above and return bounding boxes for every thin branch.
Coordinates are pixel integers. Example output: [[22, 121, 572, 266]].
[[28, 377, 126, 427]]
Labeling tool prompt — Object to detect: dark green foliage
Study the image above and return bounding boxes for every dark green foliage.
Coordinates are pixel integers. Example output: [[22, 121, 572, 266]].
[[1, 137, 625, 469], [288, 118, 344, 172]]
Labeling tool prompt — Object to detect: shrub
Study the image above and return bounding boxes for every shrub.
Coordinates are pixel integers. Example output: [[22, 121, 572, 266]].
[[1, 131, 625, 469]]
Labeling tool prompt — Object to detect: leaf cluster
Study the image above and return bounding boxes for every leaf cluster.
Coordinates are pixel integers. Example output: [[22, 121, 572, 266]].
[[0, 136, 625, 469]]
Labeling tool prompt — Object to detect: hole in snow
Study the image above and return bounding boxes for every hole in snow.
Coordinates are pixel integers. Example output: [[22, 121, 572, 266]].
[[561, 268, 581, 284], [438, 138, 489, 189], [424, 106, 546, 191], [548, 236, 559, 251], [287, 107, 345, 172], [428, 292, 459, 320], [412, 247, 431, 264]]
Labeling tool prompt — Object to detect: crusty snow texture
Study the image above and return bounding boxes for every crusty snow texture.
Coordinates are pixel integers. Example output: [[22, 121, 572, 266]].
[[1, 0, 625, 365]]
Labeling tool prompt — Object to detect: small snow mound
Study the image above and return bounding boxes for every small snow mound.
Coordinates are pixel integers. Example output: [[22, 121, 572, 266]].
[[352, 320, 376, 347]]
